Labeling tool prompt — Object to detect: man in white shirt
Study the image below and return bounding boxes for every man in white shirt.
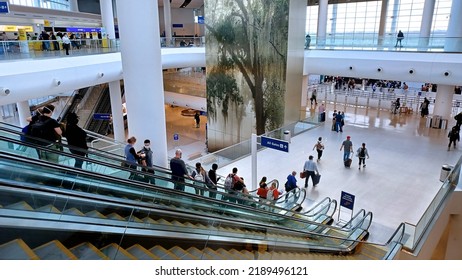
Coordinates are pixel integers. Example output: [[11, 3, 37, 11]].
[[303, 155, 319, 188]]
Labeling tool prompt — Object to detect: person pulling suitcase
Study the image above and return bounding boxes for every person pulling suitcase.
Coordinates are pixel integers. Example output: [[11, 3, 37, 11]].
[[340, 136, 353, 168]]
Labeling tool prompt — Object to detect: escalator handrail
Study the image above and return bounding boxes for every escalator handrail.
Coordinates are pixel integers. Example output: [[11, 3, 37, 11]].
[[0, 180, 372, 254], [0, 130, 308, 215], [0, 151, 362, 235]]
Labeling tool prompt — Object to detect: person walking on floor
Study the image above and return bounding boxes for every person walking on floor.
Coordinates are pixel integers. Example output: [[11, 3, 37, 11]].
[[356, 143, 370, 170], [340, 135, 353, 162], [313, 137, 325, 162], [448, 126, 460, 151], [303, 155, 319, 188]]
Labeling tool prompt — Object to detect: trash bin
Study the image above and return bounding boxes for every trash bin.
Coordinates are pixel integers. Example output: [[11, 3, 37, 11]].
[[283, 130, 291, 143], [440, 164, 452, 182], [432, 115, 441, 128], [425, 116, 432, 128], [441, 119, 448, 130]]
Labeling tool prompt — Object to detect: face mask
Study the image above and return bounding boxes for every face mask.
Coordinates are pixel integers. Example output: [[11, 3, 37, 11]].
[[144, 145, 150, 149]]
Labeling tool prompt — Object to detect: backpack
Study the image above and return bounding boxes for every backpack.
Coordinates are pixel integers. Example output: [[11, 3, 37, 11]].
[[194, 172, 204, 182], [29, 118, 52, 145], [359, 148, 366, 158], [316, 141, 323, 150], [224, 174, 234, 190]]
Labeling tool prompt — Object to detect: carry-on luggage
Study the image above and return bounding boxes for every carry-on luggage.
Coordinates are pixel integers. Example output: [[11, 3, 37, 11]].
[[313, 174, 321, 185], [344, 158, 352, 168]]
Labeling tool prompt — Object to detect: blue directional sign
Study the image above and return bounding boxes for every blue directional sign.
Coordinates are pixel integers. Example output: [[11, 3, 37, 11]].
[[198, 16, 205, 24], [260, 136, 289, 153], [0, 2, 9, 14], [340, 191, 355, 210], [93, 113, 111, 120], [173, 133, 179, 141]]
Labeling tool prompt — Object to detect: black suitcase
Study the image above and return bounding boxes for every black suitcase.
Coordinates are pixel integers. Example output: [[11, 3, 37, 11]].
[[313, 174, 321, 185], [344, 158, 352, 168]]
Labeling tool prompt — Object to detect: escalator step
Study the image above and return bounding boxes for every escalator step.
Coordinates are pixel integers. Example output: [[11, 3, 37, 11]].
[[99, 243, 136, 260], [149, 245, 179, 260], [36, 204, 61, 214], [33, 240, 78, 260], [170, 246, 199, 260], [156, 218, 173, 225], [141, 217, 157, 224], [62, 207, 85, 216], [126, 215, 143, 223], [185, 247, 214, 260], [239, 250, 254, 260], [126, 244, 160, 260], [70, 242, 109, 260], [0, 239, 39, 260], [216, 248, 240, 260], [85, 210, 107, 219], [203, 248, 226, 260], [6, 201, 34, 211], [106, 213, 125, 221], [228, 249, 252, 260]]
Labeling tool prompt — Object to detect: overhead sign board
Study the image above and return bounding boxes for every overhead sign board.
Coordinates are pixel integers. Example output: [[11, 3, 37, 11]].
[[93, 113, 111, 120], [260, 136, 289, 153], [197, 16, 205, 24], [340, 191, 355, 210], [0, 2, 9, 14]]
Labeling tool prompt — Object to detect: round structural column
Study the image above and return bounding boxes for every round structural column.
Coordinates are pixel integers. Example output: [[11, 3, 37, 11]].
[[115, 0, 168, 168], [108, 80, 125, 143], [418, 0, 435, 49], [433, 84, 454, 121], [16, 100, 30, 128], [377, 0, 388, 46], [444, 0, 462, 52], [163, 0, 173, 46], [100, 0, 116, 40], [317, 0, 328, 46]]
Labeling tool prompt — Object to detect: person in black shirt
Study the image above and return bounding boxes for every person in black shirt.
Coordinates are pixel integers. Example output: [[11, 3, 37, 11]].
[[169, 149, 191, 191], [63, 112, 87, 168], [208, 163, 219, 198], [35, 105, 62, 163]]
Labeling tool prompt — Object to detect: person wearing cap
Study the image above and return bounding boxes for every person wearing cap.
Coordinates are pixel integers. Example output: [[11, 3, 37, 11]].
[[340, 136, 353, 162]]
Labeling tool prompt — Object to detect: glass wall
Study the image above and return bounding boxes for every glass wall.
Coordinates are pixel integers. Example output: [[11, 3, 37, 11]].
[[9, 0, 70, 11], [306, 0, 452, 46]]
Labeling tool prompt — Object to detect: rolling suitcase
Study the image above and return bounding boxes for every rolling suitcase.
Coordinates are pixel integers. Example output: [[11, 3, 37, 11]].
[[344, 158, 352, 168], [313, 174, 321, 185]]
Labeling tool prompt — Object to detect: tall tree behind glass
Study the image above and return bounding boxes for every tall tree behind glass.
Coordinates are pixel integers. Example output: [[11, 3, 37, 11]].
[[206, 0, 289, 135]]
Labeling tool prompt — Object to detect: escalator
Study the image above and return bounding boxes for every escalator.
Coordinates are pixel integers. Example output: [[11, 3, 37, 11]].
[[0, 123, 395, 259], [85, 85, 111, 135], [0, 167, 383, 260]]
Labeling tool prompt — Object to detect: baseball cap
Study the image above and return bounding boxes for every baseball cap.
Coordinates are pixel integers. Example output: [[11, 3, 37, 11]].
[[347, 136, 351, 139]]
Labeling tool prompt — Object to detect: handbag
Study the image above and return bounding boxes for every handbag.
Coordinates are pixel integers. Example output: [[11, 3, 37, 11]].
[[299, 171, 306, 179]]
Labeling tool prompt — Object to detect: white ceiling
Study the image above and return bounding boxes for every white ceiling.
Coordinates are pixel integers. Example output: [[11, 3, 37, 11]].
[[157, 0, 204, 9]]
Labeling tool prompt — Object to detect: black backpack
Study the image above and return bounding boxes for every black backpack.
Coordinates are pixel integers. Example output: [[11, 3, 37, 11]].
[[359, 148, 366, 157], [29, 118, 52, 145]]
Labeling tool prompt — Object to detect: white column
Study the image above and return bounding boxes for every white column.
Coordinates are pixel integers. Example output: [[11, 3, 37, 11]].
[[100, 0, 116, 40], [68, 0, 79, 12], [390, 0, 400, 35], [108, 80, 125, 142], [433, 85, 454, 121], [301, 75, 308, 108], [16, 101, 30, 128], [116, 0, 168, 168], [377, 0, 388, 46], [163, 0, 172, 46], [317, 0, 328, 46], [444, 0, 462, 52], [418, 0, 435, 48]]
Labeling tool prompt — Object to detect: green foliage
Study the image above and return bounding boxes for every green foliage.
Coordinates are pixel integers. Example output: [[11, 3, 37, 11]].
[[206, 70, 243, 122]]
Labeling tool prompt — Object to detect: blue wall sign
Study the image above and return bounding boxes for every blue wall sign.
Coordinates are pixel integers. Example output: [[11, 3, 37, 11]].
[[260, 136, 289, 153], [0, 1, 9, 13], [340, 191, 355, 210], [198, 16, 205, 24], [93, 113, 111, 120], [172, 24, 184, 28], [67, 27, 101, 33], [173, 133, 179, 141]]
